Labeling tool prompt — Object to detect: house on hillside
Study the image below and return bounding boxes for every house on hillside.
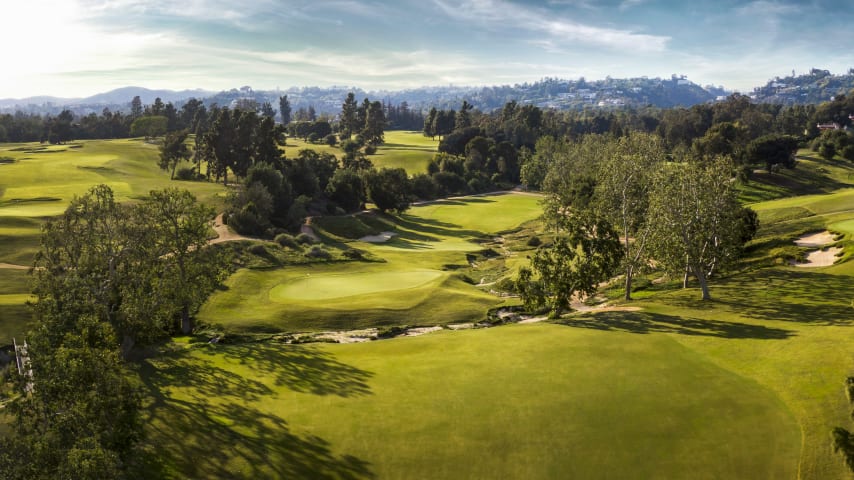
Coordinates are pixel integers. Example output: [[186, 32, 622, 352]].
[[817, 122, 840, 131]]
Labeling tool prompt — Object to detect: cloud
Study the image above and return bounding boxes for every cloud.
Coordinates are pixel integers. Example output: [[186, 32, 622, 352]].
[[734, 0, 802, 16], [433, 0, 670, 53], [619, 0, 646, 11]]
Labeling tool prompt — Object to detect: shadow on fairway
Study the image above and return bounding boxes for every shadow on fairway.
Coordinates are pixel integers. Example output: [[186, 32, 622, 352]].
[[138, 344, 375, 478], [395, 214, 487, 242], [683, 270, 853, 326], [560, 310, 794, 340]]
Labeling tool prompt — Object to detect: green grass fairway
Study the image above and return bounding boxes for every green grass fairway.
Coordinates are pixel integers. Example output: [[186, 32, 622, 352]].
[[269, 269, 444, 302], [370, 131, 439, 175], [0, 138, 227, 342], [0, 139, 224, 218], [139, 324, 799, 479], [0, 269, 32, 345], [199, 192, 543, 332], [283, 131, 438, 175]]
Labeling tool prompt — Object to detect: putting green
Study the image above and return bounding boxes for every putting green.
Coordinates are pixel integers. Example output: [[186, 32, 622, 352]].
[[829, 219, 854, 236], [269, 270, 444, 302]]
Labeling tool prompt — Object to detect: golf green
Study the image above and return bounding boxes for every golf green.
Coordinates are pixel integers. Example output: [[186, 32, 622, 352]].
[[269, 270, 444, 302]]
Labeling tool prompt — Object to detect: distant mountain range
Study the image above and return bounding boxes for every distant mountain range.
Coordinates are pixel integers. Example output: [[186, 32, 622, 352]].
[[3, 69, 854, 117], [0, 87, 214, 112]]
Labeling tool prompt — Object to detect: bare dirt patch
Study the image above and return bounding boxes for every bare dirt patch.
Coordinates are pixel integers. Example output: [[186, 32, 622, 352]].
[[0, 263, 28, 270], [210, 213, 255, 244]]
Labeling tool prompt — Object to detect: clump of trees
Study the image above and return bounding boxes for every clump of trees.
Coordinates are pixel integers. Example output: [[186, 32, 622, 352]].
[[339, 93, 386, 145], [0, 185, 230, 478], [516, 132, 757, 308], [812, 129, 854, 161]]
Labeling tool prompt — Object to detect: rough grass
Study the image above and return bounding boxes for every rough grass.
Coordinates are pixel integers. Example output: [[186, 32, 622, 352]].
[[137, 325, 799, 479]]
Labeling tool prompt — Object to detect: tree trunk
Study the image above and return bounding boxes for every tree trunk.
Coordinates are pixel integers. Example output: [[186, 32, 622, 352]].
[[624, 265, 633, 300], [181, 305, 192, 334], [170, 162, 177, 180], [120, 334, 135, 359], [693, 266, 712, 300]]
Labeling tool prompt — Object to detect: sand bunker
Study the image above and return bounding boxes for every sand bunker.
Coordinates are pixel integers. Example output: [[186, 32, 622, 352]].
[[795, 247, 842, 268], [794, 231, 836, 248], [792, 231, 842, 268], [359, 231, 398, 243]]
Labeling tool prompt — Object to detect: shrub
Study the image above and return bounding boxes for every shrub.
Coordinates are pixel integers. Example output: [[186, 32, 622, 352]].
[[274, 233, 300, 249], [376, 325, 406, 339], [175, 167, 200, 181], [295, 233, 315, 245], [343, 249, 363, 260], [305, 245, 331, 259], [248, 244, 267, 255], [364, 145, 377, 155], [527, 236, 542, 247], [324, 134, 338, 147]]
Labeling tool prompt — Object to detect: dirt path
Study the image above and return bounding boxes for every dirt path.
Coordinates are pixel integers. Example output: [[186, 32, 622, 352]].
[[209, 213, 256, 244], [0, 263, 28, 270]]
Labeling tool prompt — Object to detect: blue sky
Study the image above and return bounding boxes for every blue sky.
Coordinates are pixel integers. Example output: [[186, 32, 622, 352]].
[[2, 0, 853, 98]]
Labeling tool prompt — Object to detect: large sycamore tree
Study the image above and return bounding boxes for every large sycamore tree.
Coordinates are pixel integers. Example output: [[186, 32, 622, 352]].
[[595, 132, 666, 300], [646, 154, 745, 300], [516, 212, 622, 318]]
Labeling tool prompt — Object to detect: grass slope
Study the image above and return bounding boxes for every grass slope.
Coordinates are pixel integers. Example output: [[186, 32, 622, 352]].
[[198, 193, 543, 332], [0, 138, 227, 343], [139, 325, 798, 479]]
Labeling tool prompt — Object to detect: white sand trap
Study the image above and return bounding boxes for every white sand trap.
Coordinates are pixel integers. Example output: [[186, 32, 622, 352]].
[[792, 230, 842, 267], [794, 231, 835, 247], [359, 231, 398, 243], [400, 326, 443, 337], [794, 247, 842, 268]]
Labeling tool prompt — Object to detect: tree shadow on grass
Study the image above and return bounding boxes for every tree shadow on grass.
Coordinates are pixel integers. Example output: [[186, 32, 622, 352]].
[[701, 269, 853, 326], [559, 310, 794, 340], [137, 344, 375, 478], [395, 214, 488, 243], [200, 343, 373, 397]]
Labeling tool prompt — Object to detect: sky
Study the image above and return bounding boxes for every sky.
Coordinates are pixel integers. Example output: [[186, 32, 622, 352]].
[[2, 0, 853, 98]]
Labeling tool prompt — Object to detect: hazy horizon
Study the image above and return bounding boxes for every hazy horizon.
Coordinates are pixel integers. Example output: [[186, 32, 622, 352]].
[[3, 0, 853, 99]]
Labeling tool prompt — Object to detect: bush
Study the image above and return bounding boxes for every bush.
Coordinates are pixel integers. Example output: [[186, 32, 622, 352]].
[[307, 132, 319, 144], [295, 233, 315, 245], [248, 244, 267, 255], [274, 233, 300, 249], [527, 236, 542, 247], [376, 325, 406, 339], [364, 145, 377, 155], [343, 249, 364, 260], [175, 167, 201, 181], [324, 134, 337, 147], [305, 245, 331, 259]]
